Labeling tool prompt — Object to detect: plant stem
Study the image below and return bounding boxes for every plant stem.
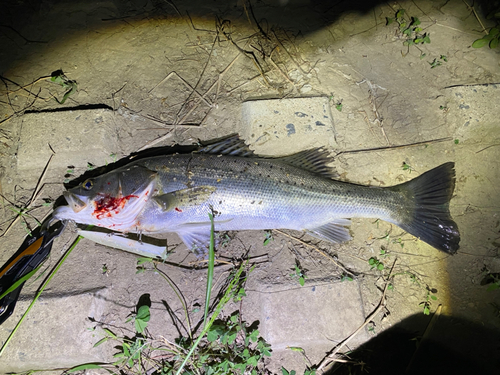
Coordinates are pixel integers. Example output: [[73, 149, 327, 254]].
[[0, 234, 83, 357]]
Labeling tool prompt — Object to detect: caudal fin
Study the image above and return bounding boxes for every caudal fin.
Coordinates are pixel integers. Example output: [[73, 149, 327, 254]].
[[392, 162, 460, 254]]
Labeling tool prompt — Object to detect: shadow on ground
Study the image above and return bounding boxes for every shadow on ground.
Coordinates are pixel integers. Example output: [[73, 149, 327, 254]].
[[326, 313, 500, 375]]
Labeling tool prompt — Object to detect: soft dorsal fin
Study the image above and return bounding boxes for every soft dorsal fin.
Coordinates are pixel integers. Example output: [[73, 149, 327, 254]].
[[278, 148, 337, 178], [198, 135, 254, 157]]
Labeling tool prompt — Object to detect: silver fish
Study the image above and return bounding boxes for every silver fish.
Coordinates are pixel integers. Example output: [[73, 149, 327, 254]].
[[53, 136, 460, 254]]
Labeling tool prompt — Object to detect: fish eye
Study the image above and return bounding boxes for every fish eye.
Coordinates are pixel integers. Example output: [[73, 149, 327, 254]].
[[82, 179, 93, 190]]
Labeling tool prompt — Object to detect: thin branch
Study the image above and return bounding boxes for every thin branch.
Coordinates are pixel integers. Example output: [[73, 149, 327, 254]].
[[335, 137, 452, 156], [462, 0, 488, 34], [0, 149, 54, 237]]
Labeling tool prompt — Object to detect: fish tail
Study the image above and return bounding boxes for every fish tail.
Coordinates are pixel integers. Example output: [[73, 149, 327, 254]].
[[390, 162, 460, 254]]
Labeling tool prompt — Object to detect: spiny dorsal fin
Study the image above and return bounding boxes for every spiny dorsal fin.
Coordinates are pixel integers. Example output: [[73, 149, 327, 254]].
[[278, 148, 337, 178], [198, 135, 254, 157]]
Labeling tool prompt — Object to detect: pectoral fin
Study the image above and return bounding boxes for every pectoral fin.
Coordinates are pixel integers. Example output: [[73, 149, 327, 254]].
[[153, 186, 216, 212]]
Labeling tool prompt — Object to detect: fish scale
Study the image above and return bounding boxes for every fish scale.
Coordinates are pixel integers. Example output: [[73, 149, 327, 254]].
[[53, 136, 460, 255]]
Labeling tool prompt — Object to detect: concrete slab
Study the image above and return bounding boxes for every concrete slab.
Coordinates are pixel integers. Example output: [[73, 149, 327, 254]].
[[258, 279, 367, 370], [0, 289, 112, 372], [17, 109, 119, 171], [241, 97, 337, 155]]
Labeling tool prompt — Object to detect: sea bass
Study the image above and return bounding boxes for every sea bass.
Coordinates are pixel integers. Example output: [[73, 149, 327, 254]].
[[53, 136, 460, 254]]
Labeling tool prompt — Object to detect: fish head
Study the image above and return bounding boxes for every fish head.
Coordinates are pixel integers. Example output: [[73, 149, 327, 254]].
[[54, 164, 158, 230]]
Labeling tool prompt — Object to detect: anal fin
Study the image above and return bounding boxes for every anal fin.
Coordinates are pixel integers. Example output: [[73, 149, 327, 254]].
[[177, 230, 211, 256], [305, 219, 351, 243]]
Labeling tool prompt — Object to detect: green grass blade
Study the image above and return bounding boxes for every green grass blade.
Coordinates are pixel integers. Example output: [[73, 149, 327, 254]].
[[0, 264, 43, 300], [67, 363, 107, 372], [203, 212, 216, 329]]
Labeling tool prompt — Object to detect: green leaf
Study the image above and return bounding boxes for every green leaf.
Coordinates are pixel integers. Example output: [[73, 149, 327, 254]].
[[472, 38, 489, 48], [412, 17, 421, 26], [423, 34, 431, 43], [396, 9, 405, 18], [227, 331, 237, 344], [377, 263, 384, 271], [249, 329, 260, 342], [490, 37, 499, 49], [135, 305, 150, 333], [386, 17, 394, 26], [135, 318, 148, 333], [136, 305, 151, 322], [207, 329, 219, 342], [423, 306, 430, 315], [487, 283, 500, 291], [67, 363, 106, 372], [299, 277, 305, 286], [431, 295, 438, 300], [490, 27, 499, 37], [248, 355, 258, 366], [137, 257, 153, 265], [261, 345, 272, 357]]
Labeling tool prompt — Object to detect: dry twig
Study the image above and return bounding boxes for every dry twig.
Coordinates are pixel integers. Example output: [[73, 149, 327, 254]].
[[0, 148, 55, 237], [274, 229, 354, 276], [316, 258, 398, 373]]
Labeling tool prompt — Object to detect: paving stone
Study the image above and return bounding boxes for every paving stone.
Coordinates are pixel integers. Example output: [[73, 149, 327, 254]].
[[0, 289, 112, 372], [17, 109, 119, 171], [258, 279, 368, 369], [241, 97, 337, 155]]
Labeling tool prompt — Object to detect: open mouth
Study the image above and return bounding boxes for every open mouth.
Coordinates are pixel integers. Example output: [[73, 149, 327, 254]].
[[63, 191, 88, 213]]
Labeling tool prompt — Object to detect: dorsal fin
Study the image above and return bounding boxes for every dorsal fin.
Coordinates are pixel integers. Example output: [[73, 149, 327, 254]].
[[278, 148, 337, 178], [198, 135, 336, 178], [198, 135, 254, 157]]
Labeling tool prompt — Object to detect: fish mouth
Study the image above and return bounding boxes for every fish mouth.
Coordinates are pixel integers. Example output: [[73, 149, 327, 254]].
[[63, 191, 88, 213]]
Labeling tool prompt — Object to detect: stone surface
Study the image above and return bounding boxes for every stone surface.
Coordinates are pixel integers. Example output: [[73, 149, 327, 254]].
[[259, 280, 365, 351], [0, 290, 112, 372], [241, 97, 337, 155], [17, 109, 119, 171]]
